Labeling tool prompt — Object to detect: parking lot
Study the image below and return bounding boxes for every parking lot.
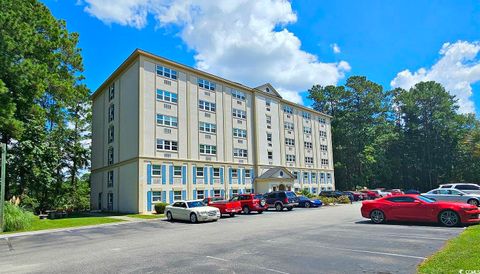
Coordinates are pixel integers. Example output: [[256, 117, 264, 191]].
[[0, 203, 465, 274]]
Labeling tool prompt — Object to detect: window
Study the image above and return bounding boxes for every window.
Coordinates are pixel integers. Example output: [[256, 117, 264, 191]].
[[302, 112, 311, 119], [285, 138, 295, 146], [303, 172, 309, 180], [304, 142, 313, 149], [268, 151, 273, 161], [304, 126, 312, 134], [286, 155, 296, 162], [245, 170, 251, 178], [318, 117, 326, 124], [266, 99, 271, 107], [152, 191, 162, 203], [387, 197, 416, 203], [174, 166, 182, 177], [232, 169, 238, 178], [321, 159, 329, 165], [327, 173, 332, 184], [266, 133, 272, 142], [232, 90, 246, 100], [174, 191, 182, 201], [156, 65, 177, 80], [233, 128, 247, 138], [199, 122, 216, 133], [283, 105, 293, 114], [156, 114, 178, 127], [320, 130, 327, 137], [156, 89, 178, 103], [213, 168, 220, 178], [284, 122, 294, 131], [232, 109, 247, 119], [455, 184, 480, 190], [200, 144, 216, 155], [266, 115, 271, 124], [198, 78, 216, 91], [232, 189, 239, 195], [108, 104, 114, 122], [156, 139, 178, 151], [312, 173, 316, 182], [108, 147, 114, 165], [305, 157, 314, 164], [152, 165, 161, 176], [108, 83, 115, 101], [293, 171, 299, 179], [320, 145, 328, 151], [107, 171, 113, 187], [199, 100, 216, 112], [214, 190, 221, 197], [107, 193, 113, 210], [108, 125, 114, 143], [197, 190, 205, 199], [233, 148, 248, 158], [196, 167, 204, 177]]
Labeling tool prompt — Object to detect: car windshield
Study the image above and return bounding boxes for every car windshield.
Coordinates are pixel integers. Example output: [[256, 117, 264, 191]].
[[417, 195, 436, 203], [187, 201, 205, 208], [254, 194, 263, 199], [286, 192, 297, 198]]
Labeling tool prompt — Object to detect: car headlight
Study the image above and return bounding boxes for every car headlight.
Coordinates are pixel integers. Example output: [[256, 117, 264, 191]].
[[199, 211, 208, 216]]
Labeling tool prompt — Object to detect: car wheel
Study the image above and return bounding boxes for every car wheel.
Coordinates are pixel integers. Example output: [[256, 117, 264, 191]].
[[229, 213, 235, 217], [275, 203, 283, 211], [467, 199, 479, 207], [243, 206, 250, 214], [305, 202, 311, 208], [257, 210, 263, 214], [190, 213, 198, 223], [166, 211, 173, 221], [287, 207, 293, 211], [370, 210, 385, 224], [439, 210, 460, 227]]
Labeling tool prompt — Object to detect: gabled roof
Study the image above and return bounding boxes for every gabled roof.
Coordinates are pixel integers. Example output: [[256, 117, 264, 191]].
[[254, 83, 283, 99], [257, 167, 295, 179]]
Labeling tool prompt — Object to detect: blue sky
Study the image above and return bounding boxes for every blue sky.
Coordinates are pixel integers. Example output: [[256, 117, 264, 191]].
[[43, 0, 480, 115]]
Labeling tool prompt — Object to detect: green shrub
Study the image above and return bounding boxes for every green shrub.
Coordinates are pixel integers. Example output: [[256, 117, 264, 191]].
[[337, 195, 352, 204], [154, 203, 169, 214], [3, 202, 35, 232], [318, 196, 336, 205], [300, 189, 315, 198]]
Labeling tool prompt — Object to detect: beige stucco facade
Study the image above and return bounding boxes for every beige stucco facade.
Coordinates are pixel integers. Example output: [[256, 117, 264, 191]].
[[91, 49, 335, 213]]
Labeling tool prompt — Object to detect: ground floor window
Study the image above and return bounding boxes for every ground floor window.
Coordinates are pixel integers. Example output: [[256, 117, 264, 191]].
[[196, 167, 204, 178], [245, 189, 252, 194], [98, 192, 102, 209], [152, 191, 162, 203], [174, 190, 182, 201], [312, 188, 317, 194], [197, 190, 205, 199], [214, 189, 221, 197], [303, 187, 309, 192], [173, 166, 182, 177], [294, 188, 300, 192], [232, 189, 238, 195], [107, 193, 113, 211]]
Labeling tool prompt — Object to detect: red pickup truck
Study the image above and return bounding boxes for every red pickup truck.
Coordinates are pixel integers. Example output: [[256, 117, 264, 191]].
[[202, 197, 242, 217], [230, 194, 268, 214]]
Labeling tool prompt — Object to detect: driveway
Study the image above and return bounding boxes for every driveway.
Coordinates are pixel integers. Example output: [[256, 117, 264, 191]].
[[0, 203, 464, 274]]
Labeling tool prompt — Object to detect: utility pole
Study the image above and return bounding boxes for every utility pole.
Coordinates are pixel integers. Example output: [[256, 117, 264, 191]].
[[0, 143, 6, 232]]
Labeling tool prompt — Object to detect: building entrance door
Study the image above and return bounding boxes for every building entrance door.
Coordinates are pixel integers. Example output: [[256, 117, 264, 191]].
[[279, 184, 286, 191]]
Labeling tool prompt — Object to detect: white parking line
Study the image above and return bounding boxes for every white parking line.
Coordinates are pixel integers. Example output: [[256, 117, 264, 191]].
[[315, 245, 426, 260], [206, 256, 291, 274], [206, 256, 229, 262]]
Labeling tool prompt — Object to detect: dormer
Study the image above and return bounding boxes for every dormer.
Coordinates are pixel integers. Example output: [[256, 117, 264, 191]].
[[254, 83, 283, 99]]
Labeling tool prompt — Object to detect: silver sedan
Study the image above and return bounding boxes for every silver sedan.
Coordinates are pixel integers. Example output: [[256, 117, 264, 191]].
[[422, 188, 480, 207]]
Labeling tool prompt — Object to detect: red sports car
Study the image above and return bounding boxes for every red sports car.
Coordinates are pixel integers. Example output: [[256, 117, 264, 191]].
[[361, 194, 480, 227]]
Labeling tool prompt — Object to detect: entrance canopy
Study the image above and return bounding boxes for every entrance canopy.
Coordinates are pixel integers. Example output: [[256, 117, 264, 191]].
[[254, 167, 296, 194]]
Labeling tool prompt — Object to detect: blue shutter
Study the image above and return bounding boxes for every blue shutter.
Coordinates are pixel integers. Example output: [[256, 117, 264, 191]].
[[193, 166, 197, 184], [210, 189, 214, 197], [147, 163, 152, 185], [161, 165, 167, 184], [239, 189, 243, 194], [229, 168, 232, 184], [147, 191, 152, 211], [229, 189, 233, 198], [205, 189, 210, 197], [162, 191, 167, 203], [169, 165, 174, 184], [204, 167, 208, 184], [182, 190, 186, 200], [251, 168, 255, 179], [242, 169, 246, 184], [309, 172, 312, 184], [210, 168, 214, 185], [169, 190, 174, 203], [193, 189, 197, 199], [220, 167, 224, 184], [221, 189, 225, 198], [182, 165, 187, 185]]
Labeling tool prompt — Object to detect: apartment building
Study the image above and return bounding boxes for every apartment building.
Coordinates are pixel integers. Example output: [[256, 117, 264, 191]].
[[91, 49, 335, 213]]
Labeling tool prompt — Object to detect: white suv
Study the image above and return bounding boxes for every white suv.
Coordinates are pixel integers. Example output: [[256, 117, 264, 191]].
[[439, 183, 480, 195]]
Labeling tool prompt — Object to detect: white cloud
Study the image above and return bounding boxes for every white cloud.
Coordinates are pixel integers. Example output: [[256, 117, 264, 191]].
[[391, 41, 480, 113], [81, 0, 350, 104], [331, 43, 341, 54]]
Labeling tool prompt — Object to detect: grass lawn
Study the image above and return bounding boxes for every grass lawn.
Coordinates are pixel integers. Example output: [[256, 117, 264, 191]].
[[125, 214, 165, 219], [418, 224, 480, 273], [1, 213, 123, 234]]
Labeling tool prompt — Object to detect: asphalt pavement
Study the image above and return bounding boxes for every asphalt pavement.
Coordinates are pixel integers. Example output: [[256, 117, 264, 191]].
[[0, 203, 465, 274]]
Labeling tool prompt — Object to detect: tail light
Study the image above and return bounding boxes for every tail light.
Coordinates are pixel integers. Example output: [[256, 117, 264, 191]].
[[284, 198, 289, 203]]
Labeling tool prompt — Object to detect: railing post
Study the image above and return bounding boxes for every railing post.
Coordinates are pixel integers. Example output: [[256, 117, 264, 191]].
[[0, 143, 6, 232]]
